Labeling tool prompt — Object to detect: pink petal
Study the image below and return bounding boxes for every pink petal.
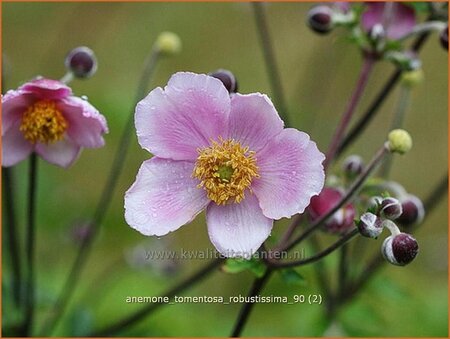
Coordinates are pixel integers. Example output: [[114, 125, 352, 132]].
[[361, 3, 416, 40], [228, 93, 284, 152], [124, 157, 210, 236], [20, 78, 72, 100], [135, 72, 230, 161], [206, 193, 273, 258], [58, 97, 108, 148], [2, 121, 33, 167], [35, 138, 81, 168], [2, 89, 35, 135], [252, 128, 325, 220]]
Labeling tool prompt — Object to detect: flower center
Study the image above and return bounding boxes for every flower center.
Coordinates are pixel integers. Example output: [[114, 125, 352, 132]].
[[19, 100, 68, 144], [193, 138, 260, 205]]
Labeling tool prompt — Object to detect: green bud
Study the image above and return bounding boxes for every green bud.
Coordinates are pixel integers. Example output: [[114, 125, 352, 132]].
[[155, 31, 182, 56], [388, 129, 412, 154], [401, 69, 424, 88]]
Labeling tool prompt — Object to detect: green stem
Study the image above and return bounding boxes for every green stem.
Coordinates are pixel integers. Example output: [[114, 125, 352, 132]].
[[324, 55, 376, 170], [230, 269, 273, 337], [269, 229, 359, 268], [39, 48, 161, 336], [22, 153, 38, 336], [252, 2, 291, 127], [3, 167, 22, 309]]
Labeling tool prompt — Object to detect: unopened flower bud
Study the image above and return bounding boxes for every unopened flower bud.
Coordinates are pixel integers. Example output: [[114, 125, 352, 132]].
[[397, 194, 425, 226], [307, 5, 334, 34], [342, 155, 364, 178], [358, 212, 383, 238], [382, 233, 419, 266], [387, 129, 412, 154], [208, 69, 238, 93], [380, 197, 403, 220], [309, 187, 355, 234], [440, 26, 448, 51], [367, 196, 382, 213], [385, 51, 421, 71], [155, 31, 182, 56], [401, 69, 424, 88], [65, 46, 97, 78]]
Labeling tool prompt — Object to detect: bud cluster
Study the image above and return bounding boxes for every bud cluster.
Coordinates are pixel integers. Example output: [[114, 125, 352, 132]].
[[357, 193, 422, 266]]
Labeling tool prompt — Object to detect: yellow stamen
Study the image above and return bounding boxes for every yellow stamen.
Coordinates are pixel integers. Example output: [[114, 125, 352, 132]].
[[193, 137, 259, 205], [19, 100, 68, 144]]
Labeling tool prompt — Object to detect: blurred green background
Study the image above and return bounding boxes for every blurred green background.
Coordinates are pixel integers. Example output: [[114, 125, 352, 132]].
[[2, 2, 448, 337]]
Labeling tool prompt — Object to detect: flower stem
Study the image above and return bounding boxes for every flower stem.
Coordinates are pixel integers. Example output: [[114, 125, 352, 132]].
[[60, 71, 74, 85], [397, 21, 447, 42], [3, 168, 22, 309], [338, 243, 349, 297], [336, 22, 432, 157], [230, 269, 273, 337], [91, 258, 223, 336], [269, 229, 359, 268], [284, 145, 388, 252], [22, 153, 38, 336], [39, 48, 161, 336], [252, 2, 291, 127], [323, 55, 375, 170]]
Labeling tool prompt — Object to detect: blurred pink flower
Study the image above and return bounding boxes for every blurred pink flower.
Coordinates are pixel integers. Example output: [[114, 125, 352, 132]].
[[361, 2, 416, 40], [2, 78, 108, 168], [309, 187, 355, 234], [125, 72, 325, 258]]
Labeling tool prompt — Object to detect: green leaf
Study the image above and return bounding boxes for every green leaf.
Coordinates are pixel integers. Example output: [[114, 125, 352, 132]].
[[222, 257, 267, 278], [278, 268, 306, 286]]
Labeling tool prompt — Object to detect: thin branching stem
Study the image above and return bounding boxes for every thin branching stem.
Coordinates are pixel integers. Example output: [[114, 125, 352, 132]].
[[269, 229, 359, 269], [230, 269, 273, 337], [252, 2, 291, 127], [324, 55, 376, 170]]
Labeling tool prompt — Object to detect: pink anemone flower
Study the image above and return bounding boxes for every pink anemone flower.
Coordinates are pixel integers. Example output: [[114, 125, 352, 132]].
[[361, 2, 416, 40], [2, 78, 108, 168], [125, 72, 325, 258]]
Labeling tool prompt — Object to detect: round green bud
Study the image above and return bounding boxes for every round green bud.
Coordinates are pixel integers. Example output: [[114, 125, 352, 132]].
[[401, 69, 424, 88], [155, 32, 182, 56], [388, 129, 412, 154]]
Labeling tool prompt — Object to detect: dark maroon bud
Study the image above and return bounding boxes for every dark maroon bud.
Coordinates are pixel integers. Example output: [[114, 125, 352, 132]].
[[380, 197, 403, 220], [307, 5, 334, 35], [342, 155, 364, 178], [208, 69, 238, 93], [397, 194, 425, 226], [358, 212, 383, 238], [440, 26, 448, 51], [382, 233, 419, 266], [65, 46, 97, 78], [309, 187, 355, 234]]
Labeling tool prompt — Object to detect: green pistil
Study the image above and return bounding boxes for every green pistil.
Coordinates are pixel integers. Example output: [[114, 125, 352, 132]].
[[217, 165, 234, 182]]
